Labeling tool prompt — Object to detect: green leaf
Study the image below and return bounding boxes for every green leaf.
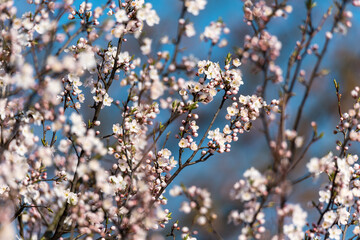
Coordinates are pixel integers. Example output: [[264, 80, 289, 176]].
[[159, 122, 164, 131], [180, 183, 187, 192], [172, 100, 179, 111], [41, 139, 48, 147], [188, 102, 198, 111], [333, 79, 339, 90], [318, 132, 324, 139], [46, 207, 54, 213], [306, 0, 317, 9], [225, 52, 232, 65]]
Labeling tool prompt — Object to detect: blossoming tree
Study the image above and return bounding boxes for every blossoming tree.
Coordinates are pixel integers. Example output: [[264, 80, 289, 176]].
[[0, 0, 360, 239]]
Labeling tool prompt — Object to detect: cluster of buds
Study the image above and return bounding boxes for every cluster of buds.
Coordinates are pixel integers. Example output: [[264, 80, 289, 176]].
[[170, 185, 217, 229], [241, 31, 283, 83], [334, 7, 354, 35], [242, 0, 293, 26]]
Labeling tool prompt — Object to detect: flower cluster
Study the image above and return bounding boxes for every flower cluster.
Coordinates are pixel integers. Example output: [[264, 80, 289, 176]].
[[185, 0, 207, 16], [200, 20, 229, 46], [242, 0, 293, 25], [170, 185, 216, 239], [241, 31, 283, 83], [304, 86, 360, 239], [229, 167, 268, 239], [281, 204, 308, 240]]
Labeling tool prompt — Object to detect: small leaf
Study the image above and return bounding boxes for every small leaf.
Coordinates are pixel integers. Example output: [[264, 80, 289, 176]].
[[319, 69, 330, 76], [225, 52, 232, 65], [189, 102, 198, 111], [306, 0, 317, 9], [46, 207, 54, 213], [172, 100, 179, 111], [333, 79, 339, 90], [41, 139, 48, 147], [180, 183, 187, 192]]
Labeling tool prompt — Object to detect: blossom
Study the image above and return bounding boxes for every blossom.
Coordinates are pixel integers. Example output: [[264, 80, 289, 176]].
[[190, 142, 198, 151], [111, 24, 125, 38], [78, 51, 96, 70], [208, 128, 221, 140], [34, 19, 52, 34], [223, 125, 231, 134], [0, 99, 7, 120], [169, 185, 182, 197], [93, 94, 103, 103], [140, 38, 152, 55], [322, 211, 337, 228], [227, 106, 239, 117], [197, 216, 207, 225], [137, 3, 160, 27], [319, 190, 331, 203], [354, 226, 360, 235], [179, 138, 189, 148], [103, 93, 113, 106], [204, 61, 221, 79], [70, 112, 86, 136], [150, 79, 165, 99], [329, 225, 342, 240], [15, 63, 34, 89], [64, 190, 78, 205], [108, 175, 126, 191], [180, 201, 191, 213], [284, 224, 303, 240], [185, 23, 196, 37], [157, 148, 172, 167], [337, 207, 349, 225], [130, 0, 144, 8], [307, 152, 334, 175], [185, 0, 207, 16], [192, 83, 202, 92], [129, 120, 140, 133], [233, 58, 241, 67], [115, 9, 128, 23], [0, 185, 9, 195], [58, 139, 71, 153], [201, 21, 223, 44], [291, 204, 307, 229]]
